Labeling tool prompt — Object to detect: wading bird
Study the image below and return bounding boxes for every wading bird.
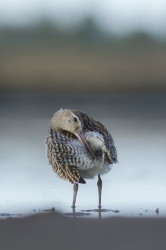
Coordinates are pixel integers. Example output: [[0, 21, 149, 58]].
[[46, 109, 117, 208]]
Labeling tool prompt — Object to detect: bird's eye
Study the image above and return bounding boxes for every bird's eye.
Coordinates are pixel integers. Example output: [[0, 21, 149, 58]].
[[73, 117, 78, 122]]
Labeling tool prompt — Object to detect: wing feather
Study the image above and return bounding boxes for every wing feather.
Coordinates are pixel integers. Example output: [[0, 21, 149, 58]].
[[73, 110, 118, 163]]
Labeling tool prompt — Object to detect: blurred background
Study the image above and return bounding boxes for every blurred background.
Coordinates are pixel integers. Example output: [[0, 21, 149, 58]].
[[0, 0, 166, 92], [0, 0, 166, 217]]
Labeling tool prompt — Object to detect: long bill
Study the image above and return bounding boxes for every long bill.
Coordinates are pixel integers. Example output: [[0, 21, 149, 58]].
[[75, 131, 97, 159]]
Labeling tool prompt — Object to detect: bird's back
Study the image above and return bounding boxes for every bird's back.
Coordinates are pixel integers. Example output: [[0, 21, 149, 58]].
[[73, 110, 117, 163]]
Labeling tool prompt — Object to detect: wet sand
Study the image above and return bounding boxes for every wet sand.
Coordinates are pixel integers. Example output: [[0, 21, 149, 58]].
[[0, 211, 166, 250]]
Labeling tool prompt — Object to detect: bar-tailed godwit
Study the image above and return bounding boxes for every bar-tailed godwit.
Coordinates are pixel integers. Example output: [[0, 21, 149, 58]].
[[46, 109, 117, 208]]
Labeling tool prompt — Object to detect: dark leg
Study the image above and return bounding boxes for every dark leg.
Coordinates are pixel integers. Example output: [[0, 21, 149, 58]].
[[72, 183, 78, 208], [97, 175, 102, 208]]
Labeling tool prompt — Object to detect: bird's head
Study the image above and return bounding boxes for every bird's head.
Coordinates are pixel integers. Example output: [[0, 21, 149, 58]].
[[50, 108, 96, 158], [50, 109, 83, 134]]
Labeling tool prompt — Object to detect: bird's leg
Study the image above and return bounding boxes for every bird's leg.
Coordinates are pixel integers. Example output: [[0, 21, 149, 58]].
[[97, 175, 102, 208], [72, 183, 78, 208]]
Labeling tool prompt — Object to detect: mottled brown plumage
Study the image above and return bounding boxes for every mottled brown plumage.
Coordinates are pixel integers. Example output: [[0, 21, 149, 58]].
[[46, 108, 117, 207], [47, 129, 83, 184]]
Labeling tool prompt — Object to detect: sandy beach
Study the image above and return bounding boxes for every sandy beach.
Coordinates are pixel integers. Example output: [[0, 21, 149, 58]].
[[0, 212, 166, 250]]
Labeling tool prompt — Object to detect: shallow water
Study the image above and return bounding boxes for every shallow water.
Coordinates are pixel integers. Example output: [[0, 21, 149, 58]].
[[0, 93, 166, 219]]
